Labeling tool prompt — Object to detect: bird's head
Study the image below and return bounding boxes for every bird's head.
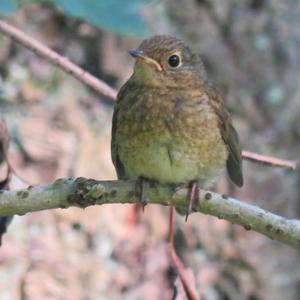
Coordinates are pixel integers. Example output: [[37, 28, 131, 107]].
[[129, 35, 207, 87]]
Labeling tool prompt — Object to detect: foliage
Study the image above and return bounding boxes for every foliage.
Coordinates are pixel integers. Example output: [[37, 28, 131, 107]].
[[0, 1, 17, 14], [0, 0, 150, 36]]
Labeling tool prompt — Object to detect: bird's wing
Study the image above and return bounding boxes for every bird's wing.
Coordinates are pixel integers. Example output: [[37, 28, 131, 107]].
[[111, 85, 127, 179], [205, 84, 243, 187]]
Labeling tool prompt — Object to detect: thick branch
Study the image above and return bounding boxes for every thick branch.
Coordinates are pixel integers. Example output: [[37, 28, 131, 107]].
[[0, 19, 117, 99], [0, 178, 300, 250]]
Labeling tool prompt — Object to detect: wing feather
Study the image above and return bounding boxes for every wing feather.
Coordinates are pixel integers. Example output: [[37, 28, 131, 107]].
[[111, 85, 127, 179], [205, 84, 243, 187]]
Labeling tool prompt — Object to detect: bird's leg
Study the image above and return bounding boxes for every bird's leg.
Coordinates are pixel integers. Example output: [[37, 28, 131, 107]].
[[185, 180, 200, 222], [136, 176, 148, 211]]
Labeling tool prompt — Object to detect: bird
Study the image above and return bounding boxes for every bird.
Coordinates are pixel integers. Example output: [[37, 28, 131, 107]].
[[111, 35, 243, 220]]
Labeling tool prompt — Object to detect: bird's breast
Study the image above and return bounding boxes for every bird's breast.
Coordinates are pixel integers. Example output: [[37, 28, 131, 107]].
[[116, 86, 228, 184]]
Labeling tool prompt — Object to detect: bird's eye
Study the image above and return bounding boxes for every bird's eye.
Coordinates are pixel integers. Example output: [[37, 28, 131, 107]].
[[168, 54, 181, 68]]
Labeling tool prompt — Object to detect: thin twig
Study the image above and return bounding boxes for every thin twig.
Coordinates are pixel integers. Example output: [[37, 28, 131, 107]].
[[0, 19, 117, 100], [242, 150, 298, 170], [168, 207, 200, 300]]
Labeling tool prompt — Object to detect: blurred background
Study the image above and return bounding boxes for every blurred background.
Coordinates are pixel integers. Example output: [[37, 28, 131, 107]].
[[0, 1, 299, 299]]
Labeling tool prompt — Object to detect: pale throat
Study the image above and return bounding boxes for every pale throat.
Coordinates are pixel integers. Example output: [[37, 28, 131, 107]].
[[131, 62, 206, 90], [131, 62, 163, 86]]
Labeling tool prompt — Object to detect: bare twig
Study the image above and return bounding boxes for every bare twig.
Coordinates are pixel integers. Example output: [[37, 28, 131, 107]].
[[168, 207, 200, 300], [242, 150, 298, 170], [0, 19, 117, 100], [1, 178, 300, 250]]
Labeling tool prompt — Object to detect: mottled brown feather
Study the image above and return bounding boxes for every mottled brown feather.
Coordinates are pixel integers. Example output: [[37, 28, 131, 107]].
[[111, 35, 243, 187], [205, 84, 243, 187], [111, 85, 127, 179]]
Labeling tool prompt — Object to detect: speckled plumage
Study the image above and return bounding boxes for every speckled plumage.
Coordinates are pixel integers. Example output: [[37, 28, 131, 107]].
[[111, 35, 243, 188]]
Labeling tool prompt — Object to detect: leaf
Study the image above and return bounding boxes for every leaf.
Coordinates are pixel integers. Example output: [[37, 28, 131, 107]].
[[0, 0, 38, 15], [0, 0, 151, 36], [54, 0, 150, 36], [0, 0, 17, 15]]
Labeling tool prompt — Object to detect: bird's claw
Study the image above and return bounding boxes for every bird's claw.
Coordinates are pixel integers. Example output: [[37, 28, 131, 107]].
[[136, 177, 148, 211], [185, 181, 200, 222]]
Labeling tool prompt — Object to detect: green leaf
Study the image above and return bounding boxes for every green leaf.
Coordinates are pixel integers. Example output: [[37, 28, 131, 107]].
[[54, 0, 150, 36], [0, 0, 43, 15], [0, 0, 151, 36], [0, 0, 17, 15]]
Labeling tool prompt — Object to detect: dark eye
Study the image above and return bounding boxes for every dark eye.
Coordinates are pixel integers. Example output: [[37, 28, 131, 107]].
[[168, 54, 181, 67]]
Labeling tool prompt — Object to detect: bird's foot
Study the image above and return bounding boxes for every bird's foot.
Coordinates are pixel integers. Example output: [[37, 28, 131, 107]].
[[136, 176, 148, 211], [174, 183, 186, 193], [185, 180, 200, 222]]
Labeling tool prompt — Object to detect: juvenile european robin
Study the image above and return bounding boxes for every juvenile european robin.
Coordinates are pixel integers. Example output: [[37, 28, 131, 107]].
[[111, 35, 243, 219]]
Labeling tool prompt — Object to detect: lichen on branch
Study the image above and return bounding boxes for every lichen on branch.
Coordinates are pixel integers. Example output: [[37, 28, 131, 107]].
[[0, 177, 300, 250]]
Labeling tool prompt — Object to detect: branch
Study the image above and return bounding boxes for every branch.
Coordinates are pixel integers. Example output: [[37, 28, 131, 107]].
[[0, 178, 300, 250], [168, 207, 200, 300], [0, 19, 117, 100], [242, 150, 298, 170]]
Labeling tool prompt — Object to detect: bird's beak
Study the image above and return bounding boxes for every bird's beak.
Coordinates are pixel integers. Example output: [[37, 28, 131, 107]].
[[129, 48, 162, 72]]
